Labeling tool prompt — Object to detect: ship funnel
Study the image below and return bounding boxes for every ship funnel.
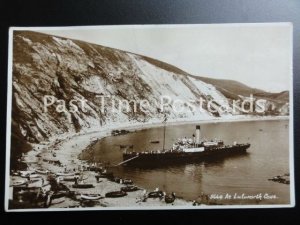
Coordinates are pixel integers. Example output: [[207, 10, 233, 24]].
[[196, 125, 201, 144]]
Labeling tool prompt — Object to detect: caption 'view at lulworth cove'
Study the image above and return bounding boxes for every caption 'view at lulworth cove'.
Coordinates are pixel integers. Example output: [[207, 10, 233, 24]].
[[5, 24, 294, 211]]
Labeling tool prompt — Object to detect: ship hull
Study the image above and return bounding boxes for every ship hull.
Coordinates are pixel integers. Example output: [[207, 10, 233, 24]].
[[122, 144, 250, 166]]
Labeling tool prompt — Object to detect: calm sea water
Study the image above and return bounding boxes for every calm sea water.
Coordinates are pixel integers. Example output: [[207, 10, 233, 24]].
[[85, 120, 290, 204]]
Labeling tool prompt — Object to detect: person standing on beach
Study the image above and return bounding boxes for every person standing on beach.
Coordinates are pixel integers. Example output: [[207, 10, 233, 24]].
[[74, 176, 78, 185]]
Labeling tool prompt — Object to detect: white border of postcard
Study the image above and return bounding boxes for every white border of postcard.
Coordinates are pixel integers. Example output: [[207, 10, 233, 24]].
[[5, 23, 295, 211]]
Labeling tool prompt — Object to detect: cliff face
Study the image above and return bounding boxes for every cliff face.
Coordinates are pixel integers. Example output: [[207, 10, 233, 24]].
[[11, 31, 289, 152]]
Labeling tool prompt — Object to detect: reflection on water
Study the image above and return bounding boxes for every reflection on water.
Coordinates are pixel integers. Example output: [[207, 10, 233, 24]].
[[85, 120, 290, 204]]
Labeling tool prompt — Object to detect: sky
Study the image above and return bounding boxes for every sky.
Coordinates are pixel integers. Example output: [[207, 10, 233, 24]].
[[38, 24, 292, 92]]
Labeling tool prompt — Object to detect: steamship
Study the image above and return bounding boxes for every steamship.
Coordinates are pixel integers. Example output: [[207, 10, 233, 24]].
[[122, 125, 250, 166]]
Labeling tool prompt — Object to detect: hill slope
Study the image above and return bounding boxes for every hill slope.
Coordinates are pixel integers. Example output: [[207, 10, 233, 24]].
[[10, 31, 289, 160]]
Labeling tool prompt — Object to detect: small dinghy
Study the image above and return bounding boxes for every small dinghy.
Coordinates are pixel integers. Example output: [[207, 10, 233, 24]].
[[62, 175, 87, 182], [148, 190, 164, 198], [28, 178, 40, 184], [105, 191, 127, 198], [72, 183, 94, 189], [11, 180, 27, 186], [61, 176, 76, 182], [22, 174, 40, 179], [120, 185, 139, 192], [20, 171, 36, 178], [35, 169, 49, 175], [19, 170, 35, 174], [29, 174, 40, 178], [80, 194, 102, 200]]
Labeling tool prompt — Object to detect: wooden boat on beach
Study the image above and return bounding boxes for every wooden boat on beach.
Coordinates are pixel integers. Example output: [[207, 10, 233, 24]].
[[105, 191, 127, 198], [148, 190, 164, 198], [80, 194, 102, 200], [27, 178, 40, 184], [11, 180, 27, 187], [35, 169, 49, 175], [43, 158, 61, 166], [120, 185, 139, 192], [72, 183, 94, 189], [21, 174, 40, 179], [61, 175, 88, 182], [61, 176, 76, 182], [19, 171, 36, 177]]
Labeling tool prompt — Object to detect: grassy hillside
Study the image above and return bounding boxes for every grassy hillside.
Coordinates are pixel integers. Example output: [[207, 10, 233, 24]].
[[189, 75, 289, 103]]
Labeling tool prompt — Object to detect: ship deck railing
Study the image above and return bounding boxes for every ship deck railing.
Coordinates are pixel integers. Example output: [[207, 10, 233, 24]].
[[124, 143, 250, 155]]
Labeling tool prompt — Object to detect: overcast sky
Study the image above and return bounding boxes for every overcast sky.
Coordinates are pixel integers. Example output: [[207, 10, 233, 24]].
[[38, 24, 292, 92]]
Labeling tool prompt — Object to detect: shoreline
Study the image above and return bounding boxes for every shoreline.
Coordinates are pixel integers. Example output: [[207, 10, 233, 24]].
[[18, 115, 289, 208], [26, 115, 289, 170]]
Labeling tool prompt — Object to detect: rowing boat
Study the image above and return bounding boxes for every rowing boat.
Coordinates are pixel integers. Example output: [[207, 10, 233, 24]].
[[19, 171, 36, 177], [72, 183, 94, 189], [21, 174, 40, 179], [35, 169, 49, 175], [120, 185, 139, 192], [148, 191, 164, 198], [11, 180, 27, 186], [62, 175, 88, 182], [80, 194, 102, 200], [105, 191, 127, 198]]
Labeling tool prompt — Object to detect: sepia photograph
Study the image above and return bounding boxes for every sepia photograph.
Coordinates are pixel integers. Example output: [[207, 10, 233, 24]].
[[5, 23, 294, 211]]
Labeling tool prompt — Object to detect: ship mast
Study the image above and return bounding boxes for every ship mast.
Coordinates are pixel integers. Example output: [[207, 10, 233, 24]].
[[162, 113, 167, 151]]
